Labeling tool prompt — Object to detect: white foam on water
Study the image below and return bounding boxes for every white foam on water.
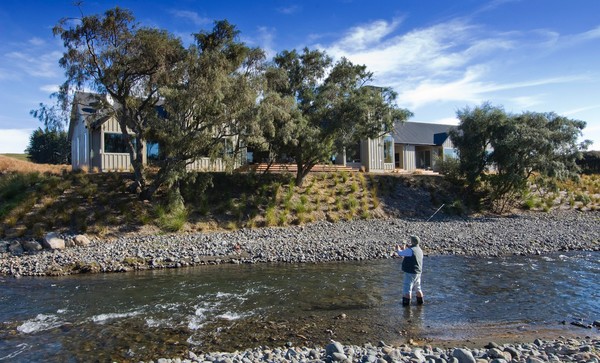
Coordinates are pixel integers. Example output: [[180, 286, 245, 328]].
[[187, 315, 206, 330], [17, 314, 63, 334], [216, 311, 246, 320], [154, 303, 181, 312], [187, 306, 210, 330], [542, 256, 555, 262], [91, 310, 141, 324], [145, 318, 175, 328], [0, 343, 30, 361]]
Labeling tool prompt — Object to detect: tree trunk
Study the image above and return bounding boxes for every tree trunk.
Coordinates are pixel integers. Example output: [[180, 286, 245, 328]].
[[295, 162, 313, 187]]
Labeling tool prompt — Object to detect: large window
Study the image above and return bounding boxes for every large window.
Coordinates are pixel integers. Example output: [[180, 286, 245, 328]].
[[345, 142, 361, 163], [383, 136, 394, 163], [416, 150, 431, 169], [104, 133, 135, 153]]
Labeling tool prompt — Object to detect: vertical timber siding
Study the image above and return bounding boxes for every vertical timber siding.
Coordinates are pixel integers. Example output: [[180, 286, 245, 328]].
[[404, 145, 416, 171]]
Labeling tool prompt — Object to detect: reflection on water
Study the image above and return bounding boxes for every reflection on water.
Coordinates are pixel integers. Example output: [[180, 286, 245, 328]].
[[0, 252, 598, 362]]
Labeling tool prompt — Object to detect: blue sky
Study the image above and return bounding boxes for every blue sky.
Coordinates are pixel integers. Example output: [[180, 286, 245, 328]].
[[1, 0, 599, 153]]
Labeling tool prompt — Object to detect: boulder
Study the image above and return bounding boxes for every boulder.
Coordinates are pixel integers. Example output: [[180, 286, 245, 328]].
[[22, 240, 42, 252], [8, 241, 24, 255], [42, 232, 65, 250], [452, 348, 476, 363], [326, 341, 345, 356], [73, 234, 91, 247]]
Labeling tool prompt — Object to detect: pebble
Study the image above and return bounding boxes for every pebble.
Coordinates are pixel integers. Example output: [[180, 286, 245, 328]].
[[136, 338, 600, 363], [1, 210, 598, 277]]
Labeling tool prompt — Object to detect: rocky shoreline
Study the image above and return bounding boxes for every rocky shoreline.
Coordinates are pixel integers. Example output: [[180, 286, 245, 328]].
[[143, 337, 600, 363], [1, 210, 599, 277], [2, 210, 599, 362]]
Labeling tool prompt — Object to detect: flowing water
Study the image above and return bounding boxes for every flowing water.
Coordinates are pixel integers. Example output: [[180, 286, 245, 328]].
[[1, 252, 599, 362]]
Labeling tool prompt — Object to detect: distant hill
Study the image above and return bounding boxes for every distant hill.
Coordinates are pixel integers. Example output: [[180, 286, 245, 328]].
[[0, 153, 29, 162]]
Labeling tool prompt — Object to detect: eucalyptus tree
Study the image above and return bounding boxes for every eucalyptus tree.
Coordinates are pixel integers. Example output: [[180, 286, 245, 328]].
[[256, 48, 412, 186], [143, 20, 265, 202], [53, 7, 185, 193]]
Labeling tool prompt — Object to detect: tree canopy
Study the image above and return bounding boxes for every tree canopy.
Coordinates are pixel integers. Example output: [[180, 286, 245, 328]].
[[54, 7, 185, 193], [142, 20, 265, 202], [255, 48, 412, 186], [450, 102, 591, 212], [26, 128, 70, 165]]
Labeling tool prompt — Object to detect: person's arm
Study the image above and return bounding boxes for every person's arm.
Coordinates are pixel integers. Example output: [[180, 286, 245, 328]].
[[396, 245, 413, 257]]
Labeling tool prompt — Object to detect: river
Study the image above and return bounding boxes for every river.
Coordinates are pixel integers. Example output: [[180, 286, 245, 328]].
[[1, 251, 599, 362]]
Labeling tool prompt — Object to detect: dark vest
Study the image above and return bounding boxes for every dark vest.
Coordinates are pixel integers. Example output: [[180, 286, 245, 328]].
[[401, 245, 423, 274]]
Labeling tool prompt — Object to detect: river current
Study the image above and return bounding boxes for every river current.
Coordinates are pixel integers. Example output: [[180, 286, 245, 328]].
[[1, 251, 599, 362]]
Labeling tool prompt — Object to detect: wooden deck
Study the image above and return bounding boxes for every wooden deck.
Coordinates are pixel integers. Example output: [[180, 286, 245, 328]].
[[248, 163, 358, 173]]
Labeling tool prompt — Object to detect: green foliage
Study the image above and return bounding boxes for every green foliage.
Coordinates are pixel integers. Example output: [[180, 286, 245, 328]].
[[26, 128, 70, 165], [0, 173, 41, 218], [54, 7, 186, 197], [577, 151, 600, 174], [450, 102, 590, 213], [256, 48, 412, 187], [155, 205, 188, 232]]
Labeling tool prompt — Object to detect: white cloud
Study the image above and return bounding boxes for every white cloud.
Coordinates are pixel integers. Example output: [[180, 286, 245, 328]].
[[0, 129, 33, 153], [278, 5, 301, 15], [314, 16, 598, 115], [320, 19, 512, 83], [6, 50, 62, 78], [256, 27, 277, 59], [561, 104, 600, 117], [170, 10, 211, 26], [28, 37, 45, 46], [333, 18, 403, 51], [40, 84, 60, 94]]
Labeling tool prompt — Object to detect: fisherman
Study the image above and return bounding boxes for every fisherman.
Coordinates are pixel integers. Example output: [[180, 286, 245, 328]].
[[396, 235, 424, 306]]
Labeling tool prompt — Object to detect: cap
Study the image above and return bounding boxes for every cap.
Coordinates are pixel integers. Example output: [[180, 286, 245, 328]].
[[410, 235, 420, 246]]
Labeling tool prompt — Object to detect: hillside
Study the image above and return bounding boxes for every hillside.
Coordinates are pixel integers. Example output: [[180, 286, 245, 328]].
[[0, 156, 598, 241]]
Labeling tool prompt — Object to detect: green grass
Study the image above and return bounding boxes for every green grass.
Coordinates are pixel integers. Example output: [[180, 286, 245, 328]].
[[0, 153, 29, 161], [4, 166, 593, 239]]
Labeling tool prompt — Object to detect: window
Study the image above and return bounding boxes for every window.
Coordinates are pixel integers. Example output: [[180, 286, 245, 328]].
[[224, 138, 234, 157], [443, 148, 457, 159], [147, 141, 160, 164], [345, 142, 361, 163], [104, 133, 135, 153], [383, 136, 394, 163], [417, 150, 431, 169]]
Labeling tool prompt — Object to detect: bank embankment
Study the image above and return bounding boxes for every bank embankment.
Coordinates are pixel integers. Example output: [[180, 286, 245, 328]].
[[1, 210, 598, 276]]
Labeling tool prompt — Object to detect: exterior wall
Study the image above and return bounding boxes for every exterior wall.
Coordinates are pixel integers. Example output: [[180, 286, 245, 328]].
[[403, 144, 416, 171], [186, 157, 226, 172], [71, 115, 89, 170], [90, 130, 102, 170], [364, 137, 383, 172], [101, 153, 132, 172], [100, 118, 135, 172], [362, 135, 394, 172]]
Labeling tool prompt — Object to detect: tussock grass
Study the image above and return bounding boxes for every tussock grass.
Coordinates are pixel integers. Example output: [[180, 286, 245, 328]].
[[4, 161, 594, 239]]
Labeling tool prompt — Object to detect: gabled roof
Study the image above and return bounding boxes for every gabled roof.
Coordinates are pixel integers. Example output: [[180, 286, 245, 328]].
[[393, 121, 456, 146], [68, 92, 111, 139]]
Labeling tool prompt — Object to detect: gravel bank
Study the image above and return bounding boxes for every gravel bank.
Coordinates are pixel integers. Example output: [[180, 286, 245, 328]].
[[142, 337, 600, 363], [1, 210, 598, 277]]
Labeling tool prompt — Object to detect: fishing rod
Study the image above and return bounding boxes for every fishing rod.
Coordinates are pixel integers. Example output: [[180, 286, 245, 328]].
[[426, 203, 445, 222]]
